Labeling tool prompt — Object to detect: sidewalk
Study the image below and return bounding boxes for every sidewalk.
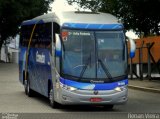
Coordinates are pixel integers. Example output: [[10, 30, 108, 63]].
[[128, 79, 160, 93]]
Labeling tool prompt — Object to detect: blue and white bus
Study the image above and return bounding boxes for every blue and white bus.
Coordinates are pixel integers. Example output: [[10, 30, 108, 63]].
[[19, 11, 135, 109]]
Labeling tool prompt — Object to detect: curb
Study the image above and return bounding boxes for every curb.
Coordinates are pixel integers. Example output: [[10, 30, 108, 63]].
[[128, 85, 160, 93]]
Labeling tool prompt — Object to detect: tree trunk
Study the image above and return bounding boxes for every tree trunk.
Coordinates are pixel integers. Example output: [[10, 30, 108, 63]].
[[0, 40, 3, 61], [0, 36, 5, 61], [155, 24, 160, 36], [0, 48, 1, 61]]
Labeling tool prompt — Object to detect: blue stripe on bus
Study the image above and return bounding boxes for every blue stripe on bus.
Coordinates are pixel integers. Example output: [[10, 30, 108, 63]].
[[62, 23, 123, 30], [60, 78, 128, 90], [21, 20, 44, 26]]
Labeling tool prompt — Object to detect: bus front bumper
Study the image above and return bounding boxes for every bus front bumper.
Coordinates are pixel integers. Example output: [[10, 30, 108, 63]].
[[55, 86, 128, 105]]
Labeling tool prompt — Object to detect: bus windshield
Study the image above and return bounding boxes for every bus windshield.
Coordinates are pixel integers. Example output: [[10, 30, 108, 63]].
[[61, 29, 127, 82]]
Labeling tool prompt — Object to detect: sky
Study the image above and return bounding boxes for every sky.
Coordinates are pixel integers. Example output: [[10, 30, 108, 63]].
[[51, 0, 139, 39], [50, 0, 77, 12]]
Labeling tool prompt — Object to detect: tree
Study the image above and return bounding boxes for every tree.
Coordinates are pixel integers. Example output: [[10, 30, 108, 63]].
[[0, 0, 53, 50], [67, 0, 160, 37]]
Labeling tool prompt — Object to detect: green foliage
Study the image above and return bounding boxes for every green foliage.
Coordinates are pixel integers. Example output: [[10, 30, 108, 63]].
[[0, 0, 53, 48], [67, 0, 160, 37]]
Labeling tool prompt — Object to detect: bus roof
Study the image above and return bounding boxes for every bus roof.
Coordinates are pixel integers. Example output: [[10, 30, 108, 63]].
[[22, 11, 123, 30], [22, 11, 119, 25]]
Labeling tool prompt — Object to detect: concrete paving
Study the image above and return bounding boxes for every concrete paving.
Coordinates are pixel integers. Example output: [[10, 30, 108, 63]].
[[129, 79, 160, 93], [0, 63, 60, 113]]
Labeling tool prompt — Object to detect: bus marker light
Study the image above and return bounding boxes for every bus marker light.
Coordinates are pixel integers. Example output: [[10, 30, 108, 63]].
[[62, 31, 68, 41], [62, 31, 68, 37]]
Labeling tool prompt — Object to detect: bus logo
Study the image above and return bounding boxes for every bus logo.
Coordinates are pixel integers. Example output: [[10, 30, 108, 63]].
[[90, 80, 104, 83], [118, 82, 125, 86], [94, 91, 98, 95], [36, 51, 45, 63]]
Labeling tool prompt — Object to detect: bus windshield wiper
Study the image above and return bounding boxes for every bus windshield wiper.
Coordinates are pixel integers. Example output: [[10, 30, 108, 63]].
[[78, 53, 91, 81], [98, 59, 113, 81]]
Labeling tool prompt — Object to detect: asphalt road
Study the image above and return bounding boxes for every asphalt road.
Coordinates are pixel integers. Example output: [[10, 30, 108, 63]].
[[0, 63, 160, 118]]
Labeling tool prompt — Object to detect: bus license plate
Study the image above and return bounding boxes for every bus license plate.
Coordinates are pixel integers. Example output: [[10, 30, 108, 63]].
[[90, 98, 102, 102]]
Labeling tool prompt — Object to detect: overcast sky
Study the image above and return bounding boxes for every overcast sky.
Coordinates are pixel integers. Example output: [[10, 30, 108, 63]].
[[50, 0, 77, 12]]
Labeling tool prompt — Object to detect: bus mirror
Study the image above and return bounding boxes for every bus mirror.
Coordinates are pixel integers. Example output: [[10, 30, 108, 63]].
[[128, 38, 136, 58], [55, 34, 62, 57]]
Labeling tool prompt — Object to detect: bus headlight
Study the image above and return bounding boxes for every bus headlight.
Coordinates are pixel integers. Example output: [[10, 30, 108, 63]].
[[114, 87, 124, 92], [60, 83, 77, 91], [67, 86, 77, 91]]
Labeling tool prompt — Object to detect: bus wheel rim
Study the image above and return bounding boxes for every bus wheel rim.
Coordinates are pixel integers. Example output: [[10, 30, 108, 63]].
[[27, 81, 29, 94], [49, 89, 53, 104]]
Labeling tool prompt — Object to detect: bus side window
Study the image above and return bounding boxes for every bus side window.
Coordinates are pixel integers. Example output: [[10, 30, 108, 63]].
[[52, 22, 60, 67], [21, 25, 33, 47], [45, 23, 52, 49], [50, 22, 60, 55], [53, 23, 60, 43], [30, 23, 52, 49]]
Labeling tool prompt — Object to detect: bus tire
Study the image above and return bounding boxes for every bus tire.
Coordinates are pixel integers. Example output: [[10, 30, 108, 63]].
[[24, 80, 28, 95], [24, 78, 34, 97], [24, 71, 28, 95], [49, 88, 59, 108]]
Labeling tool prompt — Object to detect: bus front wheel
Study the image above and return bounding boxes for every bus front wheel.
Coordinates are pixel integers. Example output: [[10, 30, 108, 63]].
[[49, 89, 59, 108]]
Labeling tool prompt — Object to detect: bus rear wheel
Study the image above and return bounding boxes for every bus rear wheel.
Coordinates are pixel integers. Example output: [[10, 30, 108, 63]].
[[49, 88, 59, 108], [24, 79, 34, 97]]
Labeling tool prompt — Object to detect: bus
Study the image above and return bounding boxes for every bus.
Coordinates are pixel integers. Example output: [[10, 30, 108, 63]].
[[19, 11, 135, 109]]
